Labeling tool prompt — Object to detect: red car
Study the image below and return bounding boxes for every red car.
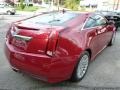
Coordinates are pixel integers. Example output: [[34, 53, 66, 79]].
[[5, 11, 116, 83]]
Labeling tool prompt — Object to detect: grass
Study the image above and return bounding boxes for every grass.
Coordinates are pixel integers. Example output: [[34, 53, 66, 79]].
[[15, 6, 40, 12]]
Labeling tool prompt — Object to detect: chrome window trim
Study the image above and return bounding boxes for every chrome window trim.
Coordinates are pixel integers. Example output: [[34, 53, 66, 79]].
[[81, 14, 108, 31]]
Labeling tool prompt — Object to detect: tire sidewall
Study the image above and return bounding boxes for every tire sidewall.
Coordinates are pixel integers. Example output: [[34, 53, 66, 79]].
[[7, 11, 11, 15], [111, 31, 116, 44], [108, 31, 116, 46], [71, 51, 90, 82]]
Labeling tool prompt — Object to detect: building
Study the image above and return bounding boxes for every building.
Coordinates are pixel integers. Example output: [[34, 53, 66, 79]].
[[113, 0, 120, 10], [80, 0, 120, 11]]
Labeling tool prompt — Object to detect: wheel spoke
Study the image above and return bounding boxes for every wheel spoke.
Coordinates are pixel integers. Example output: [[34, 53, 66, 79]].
[[77, 54, 89, 79]]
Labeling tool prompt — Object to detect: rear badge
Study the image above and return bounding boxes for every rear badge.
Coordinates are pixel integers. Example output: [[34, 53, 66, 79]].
[[12, 38, 27, 50]]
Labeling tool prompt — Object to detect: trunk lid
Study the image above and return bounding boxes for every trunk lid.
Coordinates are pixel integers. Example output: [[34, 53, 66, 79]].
[[9, 22, 65, 55]]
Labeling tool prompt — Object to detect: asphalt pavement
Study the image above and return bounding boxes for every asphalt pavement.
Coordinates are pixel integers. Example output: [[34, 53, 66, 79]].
[[0, 15, 120, 90]]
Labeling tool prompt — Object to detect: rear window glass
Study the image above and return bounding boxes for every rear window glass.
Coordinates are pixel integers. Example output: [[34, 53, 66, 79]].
[[24, 12, 79, 26]]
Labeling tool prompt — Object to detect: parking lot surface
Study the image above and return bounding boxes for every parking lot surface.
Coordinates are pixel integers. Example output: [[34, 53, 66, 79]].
[[0, 15, 120, 90]]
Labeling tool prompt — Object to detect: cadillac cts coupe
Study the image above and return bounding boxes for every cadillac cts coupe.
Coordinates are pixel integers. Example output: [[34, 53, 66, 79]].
[[5, 11, 116, 83]]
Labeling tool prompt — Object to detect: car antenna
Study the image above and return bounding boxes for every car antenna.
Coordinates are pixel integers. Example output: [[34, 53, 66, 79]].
[[50, 0, 55, 29], [62, 9, 66, 14], [57, 0, 60, 11]]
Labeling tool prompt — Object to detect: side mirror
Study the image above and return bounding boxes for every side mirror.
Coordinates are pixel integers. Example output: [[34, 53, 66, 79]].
[[107, 21, 115, 25]]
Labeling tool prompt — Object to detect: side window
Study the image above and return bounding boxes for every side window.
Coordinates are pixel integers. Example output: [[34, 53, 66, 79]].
[[95, 15, 107, 26], [84, 18, 96, 28], [84, 15, 107, 29]]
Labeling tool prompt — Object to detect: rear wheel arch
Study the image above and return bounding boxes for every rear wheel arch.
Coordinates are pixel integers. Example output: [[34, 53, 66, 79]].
[[72, 49, 91, 74], [70, 51, 90, 82], [85, 49, 92, 60]]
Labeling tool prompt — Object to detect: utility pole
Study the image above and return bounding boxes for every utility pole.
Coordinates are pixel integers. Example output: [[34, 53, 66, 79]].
[[113, 0, 116, 10], [57, 0, 60, 11], [116, 0, 120, 10], [13, 0, 14, 7], [42, 0, 44, 5], [50, 0, 54, 11]]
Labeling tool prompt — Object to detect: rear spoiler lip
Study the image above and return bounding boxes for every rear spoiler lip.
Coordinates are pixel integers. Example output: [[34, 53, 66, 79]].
[[13, 35, 32, 41], [11, 10, 59, 24]]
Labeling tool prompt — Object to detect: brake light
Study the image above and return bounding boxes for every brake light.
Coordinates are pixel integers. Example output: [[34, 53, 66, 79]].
[[6, 24, 13, 42], [46, 31, 59, 56], [6, 24, 12, 37]]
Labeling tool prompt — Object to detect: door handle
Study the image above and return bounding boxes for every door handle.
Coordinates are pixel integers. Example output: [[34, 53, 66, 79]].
[[96, 29, 102, 34], [96, 28, 106, 34]]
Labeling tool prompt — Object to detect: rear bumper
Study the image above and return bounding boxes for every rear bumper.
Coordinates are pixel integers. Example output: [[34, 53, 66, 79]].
[[5, 41, 78, 83]]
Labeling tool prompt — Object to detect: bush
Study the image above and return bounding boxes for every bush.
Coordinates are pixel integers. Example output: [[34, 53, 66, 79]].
[[20, 4, 25, 9], [20, 0, 25, 9], [64, 0, 80, 10]]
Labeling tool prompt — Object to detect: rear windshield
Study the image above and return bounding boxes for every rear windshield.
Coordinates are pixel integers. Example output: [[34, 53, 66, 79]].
[[24, 12, 79, 26]]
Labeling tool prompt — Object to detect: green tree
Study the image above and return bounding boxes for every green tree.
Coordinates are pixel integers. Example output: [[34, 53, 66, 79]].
[[64, 0, 80, 10], [20, 0, 25, 10]]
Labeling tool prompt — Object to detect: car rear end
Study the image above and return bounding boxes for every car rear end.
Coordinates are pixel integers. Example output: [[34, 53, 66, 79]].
[[5, 12, 80, 83], [5, 23, 63, 82]]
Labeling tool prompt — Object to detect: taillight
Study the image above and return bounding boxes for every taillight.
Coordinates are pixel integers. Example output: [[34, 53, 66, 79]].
[[6, 24, 13, 41], [46, 31, 59, 56]]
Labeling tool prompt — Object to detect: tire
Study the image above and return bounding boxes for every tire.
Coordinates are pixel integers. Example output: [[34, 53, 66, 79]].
[[70, 51, 90, 82], [11, 12, 15, 15], [116, 26, 119, 31], [7, 11, 11, 15], [108, 32, 116, 46]]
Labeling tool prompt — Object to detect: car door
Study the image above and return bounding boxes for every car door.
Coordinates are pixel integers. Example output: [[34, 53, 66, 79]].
[[83, 15, 108, 58], [94, 15, 109, 51]]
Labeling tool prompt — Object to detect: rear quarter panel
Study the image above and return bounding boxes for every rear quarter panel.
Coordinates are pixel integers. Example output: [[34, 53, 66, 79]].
[[55, 14, 88, 58], [52, 15, 89, 79]]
